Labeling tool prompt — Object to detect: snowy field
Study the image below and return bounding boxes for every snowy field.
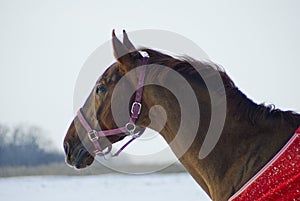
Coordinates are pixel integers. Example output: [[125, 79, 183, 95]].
[[0, 173, 211, 201]]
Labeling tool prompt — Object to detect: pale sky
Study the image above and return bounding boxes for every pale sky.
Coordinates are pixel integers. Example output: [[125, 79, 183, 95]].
[[0, 0, 299, 155]]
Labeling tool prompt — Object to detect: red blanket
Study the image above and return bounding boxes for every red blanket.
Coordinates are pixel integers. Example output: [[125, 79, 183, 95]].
[[229, 127, 300, 201]]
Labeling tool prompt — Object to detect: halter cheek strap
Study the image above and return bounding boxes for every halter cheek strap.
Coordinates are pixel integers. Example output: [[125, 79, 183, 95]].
[[77, 51, 149, 157]]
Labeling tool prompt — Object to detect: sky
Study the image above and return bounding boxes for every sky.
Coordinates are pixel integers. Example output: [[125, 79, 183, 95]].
[[0, 0, 299, 156]]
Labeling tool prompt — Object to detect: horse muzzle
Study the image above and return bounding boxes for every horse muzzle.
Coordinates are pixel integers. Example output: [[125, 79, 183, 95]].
[[64, 141, 95, 169]]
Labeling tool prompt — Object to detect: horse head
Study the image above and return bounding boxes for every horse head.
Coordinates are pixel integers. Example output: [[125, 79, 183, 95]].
[[63, 30, 151, 169]]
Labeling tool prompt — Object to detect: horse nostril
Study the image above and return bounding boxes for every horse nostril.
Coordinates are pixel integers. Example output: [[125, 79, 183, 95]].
[[64, 142, 70, 155], [76, 147, 89, 162]]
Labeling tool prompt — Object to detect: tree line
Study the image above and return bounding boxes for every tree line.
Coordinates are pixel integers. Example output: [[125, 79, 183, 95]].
[[0, 124, 64, 167]]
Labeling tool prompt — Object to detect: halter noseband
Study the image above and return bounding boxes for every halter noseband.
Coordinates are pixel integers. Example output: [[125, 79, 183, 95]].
[[76, 51, 149, 157]]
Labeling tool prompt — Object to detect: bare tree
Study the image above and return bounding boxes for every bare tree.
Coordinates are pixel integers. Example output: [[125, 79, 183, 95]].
[[0, 124, 63, 167]]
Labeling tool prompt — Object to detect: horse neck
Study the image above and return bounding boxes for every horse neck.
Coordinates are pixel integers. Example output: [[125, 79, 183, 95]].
[[140, 77, 221, 199], [141, 80, 300, 201]]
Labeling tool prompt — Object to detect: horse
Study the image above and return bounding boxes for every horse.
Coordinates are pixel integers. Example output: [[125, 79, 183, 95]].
[[63, 30, 300, 201]]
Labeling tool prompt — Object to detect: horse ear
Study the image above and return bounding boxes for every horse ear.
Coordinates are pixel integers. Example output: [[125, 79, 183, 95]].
[[112, 29, 130, 60], [122, 30, 136, 51], [112, 30, 140, 73]]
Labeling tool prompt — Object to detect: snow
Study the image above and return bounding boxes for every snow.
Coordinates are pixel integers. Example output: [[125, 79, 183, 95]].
[[0, 173, 211, 201]]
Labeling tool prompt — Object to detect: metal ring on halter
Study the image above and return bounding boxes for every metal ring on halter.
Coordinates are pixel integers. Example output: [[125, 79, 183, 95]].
[[94, 144, 112, 156], [125, 122, 136, 134], [125, 122, 142, 138], [131, 130, 144, 139]]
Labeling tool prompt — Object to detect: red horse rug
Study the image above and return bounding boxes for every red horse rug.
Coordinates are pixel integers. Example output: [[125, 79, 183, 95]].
[[229, 127, 300, 201]]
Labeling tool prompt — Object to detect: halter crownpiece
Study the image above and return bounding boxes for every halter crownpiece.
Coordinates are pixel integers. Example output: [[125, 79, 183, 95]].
[[76, 51, 149, 157]]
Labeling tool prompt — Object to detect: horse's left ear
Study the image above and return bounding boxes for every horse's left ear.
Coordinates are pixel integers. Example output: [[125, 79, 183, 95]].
[[112, 30, 142, 73]]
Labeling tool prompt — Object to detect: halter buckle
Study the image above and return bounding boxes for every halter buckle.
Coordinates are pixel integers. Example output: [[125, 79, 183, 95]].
[[88, 130, 98, 141], [131, 102, 142, 115]]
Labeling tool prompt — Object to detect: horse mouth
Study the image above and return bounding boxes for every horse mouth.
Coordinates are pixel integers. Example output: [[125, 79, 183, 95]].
[[65, 144, 95, 169], [75, 148, 94, 169]]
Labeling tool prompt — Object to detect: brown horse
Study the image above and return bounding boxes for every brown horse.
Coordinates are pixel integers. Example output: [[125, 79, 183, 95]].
[[63, 30, 300, 201]]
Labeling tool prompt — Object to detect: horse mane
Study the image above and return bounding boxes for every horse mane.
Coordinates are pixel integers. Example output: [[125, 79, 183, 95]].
[[141, 48, 300, 126]]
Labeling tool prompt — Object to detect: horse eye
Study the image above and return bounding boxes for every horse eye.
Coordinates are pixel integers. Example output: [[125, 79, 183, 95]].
[[96, 84, 107, 94]]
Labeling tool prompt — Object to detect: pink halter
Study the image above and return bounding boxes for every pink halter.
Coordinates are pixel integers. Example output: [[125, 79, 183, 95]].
[[76, 51, 149, 157]]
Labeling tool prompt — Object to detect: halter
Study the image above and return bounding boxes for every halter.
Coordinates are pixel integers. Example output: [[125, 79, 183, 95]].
[[77, 51, 149, 157]]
